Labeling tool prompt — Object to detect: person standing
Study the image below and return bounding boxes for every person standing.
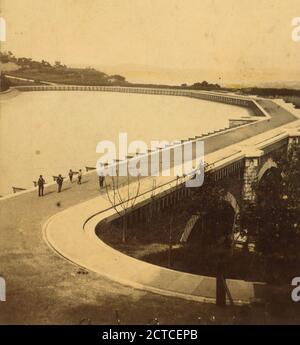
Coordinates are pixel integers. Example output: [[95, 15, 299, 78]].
[[77, 169, 82, 185], [56, 174, 63, 193], [99, 174, 105, 189], [38, 175, 45, 197], [68, 169, 74, 183]]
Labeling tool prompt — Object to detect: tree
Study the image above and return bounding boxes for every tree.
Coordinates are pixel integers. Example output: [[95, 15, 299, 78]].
[[180, 165, 239, 305], [105, 170, 141, 243], [240, 145, 300, 283], [186, 165, 235, 248], [191, 81, 221, 90], [0, 55, 9, 63], [0, 73, 10, 91], [41, 59, 51, 67], [111, 74, 126, 82]]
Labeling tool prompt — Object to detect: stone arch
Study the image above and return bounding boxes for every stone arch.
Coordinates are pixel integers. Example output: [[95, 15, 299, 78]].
[[181, 191, 239, 243], [223, 191, 240, 242], [257, 158, 278, 182], [256, 158, 282, 208], [223, 191, 240, 215]]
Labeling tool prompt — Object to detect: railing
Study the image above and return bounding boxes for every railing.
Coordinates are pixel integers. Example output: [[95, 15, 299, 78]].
[[12, 85, 264, 114]]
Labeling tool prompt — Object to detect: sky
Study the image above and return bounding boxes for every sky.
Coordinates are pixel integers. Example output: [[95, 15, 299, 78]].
[[1, 0, 300, 85]]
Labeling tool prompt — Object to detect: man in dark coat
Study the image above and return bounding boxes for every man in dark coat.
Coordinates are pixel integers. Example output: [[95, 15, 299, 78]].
[[99, 174, 105, 189], [77, 169, 82, 184], [68, 169, 74, 182], [56, 174, 64, 193], [38, 175, 45, 197]]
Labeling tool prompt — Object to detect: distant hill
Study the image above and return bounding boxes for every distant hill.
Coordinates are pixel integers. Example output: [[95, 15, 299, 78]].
[[256, 81, 300, 90], [0, 61, 19, 72], [0, 51, 128, 86], [0, 52, 221, 91]]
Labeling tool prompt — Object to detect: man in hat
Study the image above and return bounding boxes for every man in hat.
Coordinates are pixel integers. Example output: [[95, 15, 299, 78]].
[[77, 169, 82, 185], [38, 175, 46, 197], [56, 174, 64, 193], [99, 173, 105, 189], [68, 169, 74, 183]]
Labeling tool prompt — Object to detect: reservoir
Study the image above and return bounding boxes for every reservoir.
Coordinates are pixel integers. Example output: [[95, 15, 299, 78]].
[[0, 91, 253, 195]]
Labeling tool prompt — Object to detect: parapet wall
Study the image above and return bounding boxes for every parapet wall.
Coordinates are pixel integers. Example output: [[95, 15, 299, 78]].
[[13, 85, 265, 116]]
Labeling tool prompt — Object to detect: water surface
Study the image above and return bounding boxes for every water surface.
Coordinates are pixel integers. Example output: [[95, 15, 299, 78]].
[[0, 91, 252, 195]]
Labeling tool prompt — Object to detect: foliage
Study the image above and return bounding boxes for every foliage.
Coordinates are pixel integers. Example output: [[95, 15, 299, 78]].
[[0, 72, 10, 91], [240, 145, 300, 282], [190, 80, 221, 90], [240, 87, 300, 98], [0, 51, 128, 86], [186, 171, 235, 248]]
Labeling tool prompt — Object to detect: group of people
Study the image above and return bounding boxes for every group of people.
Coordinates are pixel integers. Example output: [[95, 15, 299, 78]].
[[68, 169, 82, 184], [37, 169, 105, 196]]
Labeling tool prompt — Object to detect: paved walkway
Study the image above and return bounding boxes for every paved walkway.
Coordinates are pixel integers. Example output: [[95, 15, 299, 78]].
[[202, 99, 297, 155]]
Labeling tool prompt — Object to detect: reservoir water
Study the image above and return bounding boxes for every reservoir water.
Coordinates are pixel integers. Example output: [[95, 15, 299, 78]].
[[0, 91, 253, 195]]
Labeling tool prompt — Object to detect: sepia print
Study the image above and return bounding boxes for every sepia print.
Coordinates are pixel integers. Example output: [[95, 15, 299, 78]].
[[1, 0, 300, 328]]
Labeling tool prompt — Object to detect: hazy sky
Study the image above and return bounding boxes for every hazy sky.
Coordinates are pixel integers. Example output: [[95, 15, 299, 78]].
[[1, 0, 300, 85]]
